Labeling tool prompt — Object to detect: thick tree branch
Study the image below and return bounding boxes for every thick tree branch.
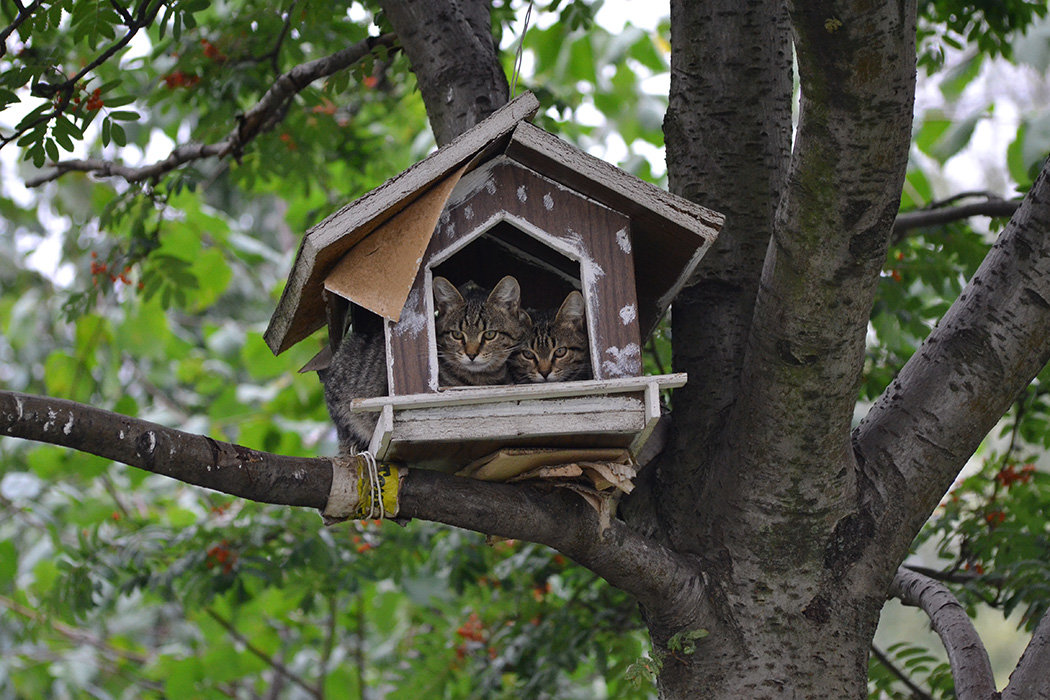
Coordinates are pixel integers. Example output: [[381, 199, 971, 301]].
[[0, 391, 333, 506], [0, 390, 703, 624], [1002, 608, 1050, 700], [725, 0, 915, 481], [25, 33, 396, 187], [400, 469, 707, 631], [890, 567, 997, 700], [377, 0, 507, 147], [856, 157, 1050, 556]]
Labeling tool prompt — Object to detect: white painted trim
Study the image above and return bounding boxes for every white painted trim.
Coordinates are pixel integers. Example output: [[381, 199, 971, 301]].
[[424, 269, 439, 391], [369, 404, 395, 459], [351, 373, 687, 412]]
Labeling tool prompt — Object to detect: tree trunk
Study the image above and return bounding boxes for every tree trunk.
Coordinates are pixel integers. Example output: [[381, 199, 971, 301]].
[[640, 0, 917, 696], [378, 0, 508, 147]]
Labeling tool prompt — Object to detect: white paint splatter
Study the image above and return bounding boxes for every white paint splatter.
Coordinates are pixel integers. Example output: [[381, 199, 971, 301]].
[[62, 413, 74, 435], [619, 304, 637, 325], [602, 344, 642, 377], [563, 228, 585, 256], [485, 178, 496, 195], [583, 258, 605, 280], [394, 288, 427, 338], [464, 204, 474, 220], [145, 430, 156, 454], [517, 185, 527, 203], [615, 228, 632, 254], [14, 396, 23, 420], [293, 469, 307, 480], [43, 409, 57, 432], [119, 430, 125, 440], [207, 465, 212, 472], [543, 193, 554, 210]]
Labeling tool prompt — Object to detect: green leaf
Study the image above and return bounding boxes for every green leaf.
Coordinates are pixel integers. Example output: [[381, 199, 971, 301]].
[[108, 110, 140, 121], [110, 121, 127, 146], [0, 540, 16, 587], [44, 351, 91, 401], [939, 53, 982, 99]]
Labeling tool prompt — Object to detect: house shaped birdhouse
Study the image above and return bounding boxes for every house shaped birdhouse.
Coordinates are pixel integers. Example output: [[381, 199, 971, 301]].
[[265, 92, 723, 474]]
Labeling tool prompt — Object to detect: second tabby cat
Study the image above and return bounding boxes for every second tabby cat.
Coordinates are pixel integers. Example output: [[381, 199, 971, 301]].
[[510, 290, 592, 383]]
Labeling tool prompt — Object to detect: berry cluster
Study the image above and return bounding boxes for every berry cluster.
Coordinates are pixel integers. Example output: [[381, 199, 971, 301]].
[[206, 540, 237, 574], [89, 252, 139, 289], [995, 463, 1036, 489]]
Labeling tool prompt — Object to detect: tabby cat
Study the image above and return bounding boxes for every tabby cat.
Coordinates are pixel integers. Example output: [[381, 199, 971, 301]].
[[433, 275, 529, 387], [319, 275, 527, 452], [510, 290, 592, 383]]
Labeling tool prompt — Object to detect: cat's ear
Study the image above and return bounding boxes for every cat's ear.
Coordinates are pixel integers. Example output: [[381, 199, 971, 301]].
[[488, 276, 521, 312], [433, 276, 464, 316], [556, 291, 586, 328]]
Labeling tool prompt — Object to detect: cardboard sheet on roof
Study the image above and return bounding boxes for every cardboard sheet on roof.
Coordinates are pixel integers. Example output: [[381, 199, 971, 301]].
[[324, 164, 470, 322]]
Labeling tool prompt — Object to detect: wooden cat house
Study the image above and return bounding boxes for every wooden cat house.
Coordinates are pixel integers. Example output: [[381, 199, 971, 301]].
[[265, 92, 723, 474]]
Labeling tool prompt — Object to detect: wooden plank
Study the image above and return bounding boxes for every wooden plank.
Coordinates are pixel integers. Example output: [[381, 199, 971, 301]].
[[390, 396, 645, 442], [629, 381, 663, 456], [264, 92, 540, 356], [352, 373, 687, 411], [381, 432, 638, 472], [385, 265, 435, 396], [369, 404, 394, 459]]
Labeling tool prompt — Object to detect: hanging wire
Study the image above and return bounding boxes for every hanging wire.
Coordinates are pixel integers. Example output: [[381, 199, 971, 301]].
[[510, 0, 535, 96]]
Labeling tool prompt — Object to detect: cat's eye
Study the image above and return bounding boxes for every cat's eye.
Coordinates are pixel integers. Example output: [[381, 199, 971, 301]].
[[554, 347, 568, 358], [482, 330, 498, 341], [522, 350, 536, 360], [450, 331, 464, 340]]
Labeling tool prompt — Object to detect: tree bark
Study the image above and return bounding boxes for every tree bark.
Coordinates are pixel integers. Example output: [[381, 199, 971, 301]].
[[1002, 609, 1050, 700], [378, 0, 508, 147], [856, 157, 1050, 568], [891, 567, 998, 700], [649, 1, 918, 697], [640, 0, 793, 549]]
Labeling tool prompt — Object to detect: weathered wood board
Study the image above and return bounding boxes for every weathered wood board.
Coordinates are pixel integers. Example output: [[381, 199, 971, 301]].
[[358, 374, 682, 472]]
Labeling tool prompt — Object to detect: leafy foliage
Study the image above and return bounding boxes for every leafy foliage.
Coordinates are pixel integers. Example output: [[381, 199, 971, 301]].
[[917, 0, 1049, 68], [1, 1, 1049, 698]]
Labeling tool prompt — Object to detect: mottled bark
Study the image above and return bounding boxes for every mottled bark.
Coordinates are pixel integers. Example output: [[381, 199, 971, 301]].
[[651, 1, 917, 697], [891, 567, 997, 700], [641, 0, 793, 550], [1002, 610, 1050, 700], [0, 391, 333, 507], [857, 157, 1050, 566], [378, 0, 508, 146]]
